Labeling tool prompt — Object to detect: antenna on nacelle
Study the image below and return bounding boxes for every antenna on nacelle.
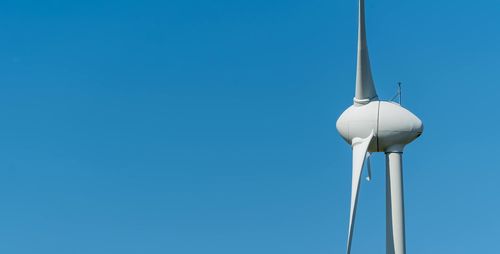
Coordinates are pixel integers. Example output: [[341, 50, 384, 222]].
[[391, 82, 402, 105]]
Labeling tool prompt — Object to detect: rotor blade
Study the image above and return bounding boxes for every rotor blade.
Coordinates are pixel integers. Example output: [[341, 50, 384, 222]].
[[347, 131, 374, 254], [354, 0, 378, 104]]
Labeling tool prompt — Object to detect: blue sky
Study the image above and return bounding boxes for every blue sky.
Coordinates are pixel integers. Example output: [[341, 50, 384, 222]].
[[0, 0, 499, 253]]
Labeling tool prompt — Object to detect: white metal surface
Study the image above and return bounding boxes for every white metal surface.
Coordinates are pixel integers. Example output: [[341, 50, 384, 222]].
[[336, 101, 378, 149], [335, 0, 424, 253], [354, 0, 378, 104], [386, 152, 406, 254], [347, 131, 374, 254], [336, 101, 423, 152]]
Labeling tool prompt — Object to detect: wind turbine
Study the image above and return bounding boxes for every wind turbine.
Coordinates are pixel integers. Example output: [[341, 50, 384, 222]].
[[336, 1, 423, 254]]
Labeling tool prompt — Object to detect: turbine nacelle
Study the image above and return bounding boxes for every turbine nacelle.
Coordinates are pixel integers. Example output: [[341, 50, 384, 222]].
[[336, 101, 423, 152]]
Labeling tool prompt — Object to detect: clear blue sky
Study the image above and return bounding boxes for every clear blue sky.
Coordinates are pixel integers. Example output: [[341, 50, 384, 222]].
[[0, 0, 498, 253]]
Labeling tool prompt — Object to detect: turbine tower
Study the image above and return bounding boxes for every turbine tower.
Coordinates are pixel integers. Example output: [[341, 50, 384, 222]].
[[336, 1, 423, 254]]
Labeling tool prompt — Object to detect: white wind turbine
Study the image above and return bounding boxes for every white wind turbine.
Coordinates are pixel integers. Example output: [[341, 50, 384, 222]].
[[336, 1, 423, 254]]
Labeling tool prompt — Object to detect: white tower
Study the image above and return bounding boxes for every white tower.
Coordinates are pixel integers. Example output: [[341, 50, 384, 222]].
[[336, 1, 424, 254]]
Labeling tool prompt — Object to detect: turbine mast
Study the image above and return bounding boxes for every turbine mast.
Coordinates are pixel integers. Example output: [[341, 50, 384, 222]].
[[354, 0, 378, 104], [386, 152, 406, 254]]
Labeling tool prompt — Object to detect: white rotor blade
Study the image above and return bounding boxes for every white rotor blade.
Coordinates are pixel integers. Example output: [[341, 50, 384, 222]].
[[347, 131, 374, 254], [354, 0, 378, 104]]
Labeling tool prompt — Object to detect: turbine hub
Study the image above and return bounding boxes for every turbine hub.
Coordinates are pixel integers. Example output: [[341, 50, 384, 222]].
[[336, 101, 423, 152]]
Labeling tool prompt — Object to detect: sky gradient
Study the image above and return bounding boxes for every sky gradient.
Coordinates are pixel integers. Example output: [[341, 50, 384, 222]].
[[0, 0, 499, 253]]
